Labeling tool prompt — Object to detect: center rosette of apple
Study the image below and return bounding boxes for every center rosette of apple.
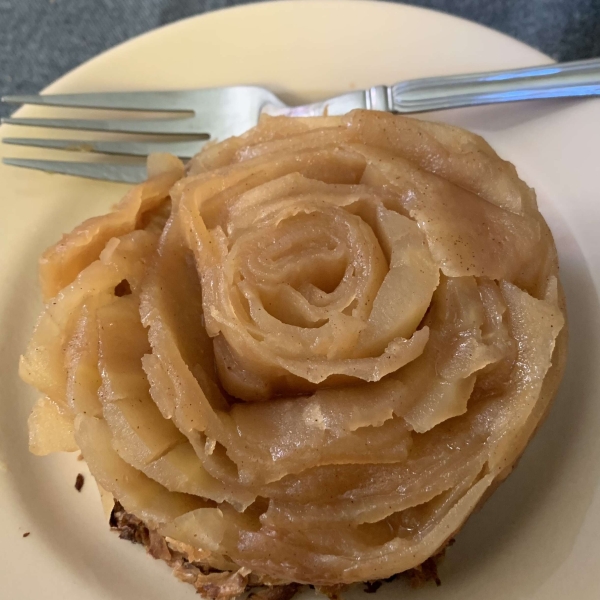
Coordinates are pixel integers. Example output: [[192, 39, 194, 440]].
[[184, 175, 438, 402]]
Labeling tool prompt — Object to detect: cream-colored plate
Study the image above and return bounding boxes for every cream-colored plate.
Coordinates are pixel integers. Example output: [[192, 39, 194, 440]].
[[1, 1, 599, 598]]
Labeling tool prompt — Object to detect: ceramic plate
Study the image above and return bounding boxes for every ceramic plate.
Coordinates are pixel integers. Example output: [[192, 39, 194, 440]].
[[1, 2, 599, 599]]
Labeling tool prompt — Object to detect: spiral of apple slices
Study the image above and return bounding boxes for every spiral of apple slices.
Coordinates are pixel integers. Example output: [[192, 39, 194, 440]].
[[21, 110, 566, 591]]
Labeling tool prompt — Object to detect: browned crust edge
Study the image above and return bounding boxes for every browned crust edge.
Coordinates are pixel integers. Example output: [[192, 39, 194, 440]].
[[109, 502, 446, 599]]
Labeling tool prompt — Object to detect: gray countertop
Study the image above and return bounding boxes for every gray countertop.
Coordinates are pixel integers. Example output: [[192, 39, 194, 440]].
[[1, 0, 600, 118]]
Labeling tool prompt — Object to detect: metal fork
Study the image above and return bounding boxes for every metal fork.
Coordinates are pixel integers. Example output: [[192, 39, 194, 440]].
[[2, 57, 600, 183]]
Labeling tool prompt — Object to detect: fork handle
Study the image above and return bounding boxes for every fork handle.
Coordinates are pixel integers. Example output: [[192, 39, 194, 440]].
[[390, 57, 600, 113]]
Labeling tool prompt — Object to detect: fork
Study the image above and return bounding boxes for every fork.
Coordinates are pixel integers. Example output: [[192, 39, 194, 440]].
[[2, 57, 600, 183]]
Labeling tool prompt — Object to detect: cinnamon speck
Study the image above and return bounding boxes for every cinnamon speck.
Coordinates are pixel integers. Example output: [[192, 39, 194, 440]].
[[22, 532, 30, 538], [75, 473, 85, 492], [114, 279, 132, 297]]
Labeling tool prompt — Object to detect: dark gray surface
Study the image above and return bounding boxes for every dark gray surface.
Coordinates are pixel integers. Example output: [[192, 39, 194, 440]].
[[1, 0, 599, 118]]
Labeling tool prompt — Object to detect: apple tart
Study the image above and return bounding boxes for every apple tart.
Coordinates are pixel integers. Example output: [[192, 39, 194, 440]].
[[21, 110, 567, 597]]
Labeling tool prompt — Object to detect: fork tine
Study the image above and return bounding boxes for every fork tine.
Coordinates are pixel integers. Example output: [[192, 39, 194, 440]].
[[1, 116, 204, 135], [2, 137, 205, 158], [2, 91, 195, 112], [2, 158, 147, 183]]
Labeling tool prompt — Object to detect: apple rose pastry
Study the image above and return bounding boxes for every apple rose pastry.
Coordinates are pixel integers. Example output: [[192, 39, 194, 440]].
[[21, 110, 567, 596]]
